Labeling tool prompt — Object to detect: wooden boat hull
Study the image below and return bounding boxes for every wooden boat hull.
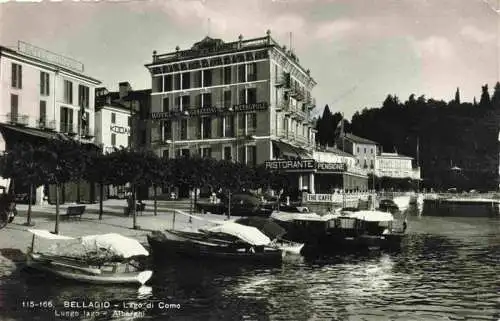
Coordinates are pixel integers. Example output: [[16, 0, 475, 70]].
[[147, 231, 283, 264], [26, 254, 152, 285]]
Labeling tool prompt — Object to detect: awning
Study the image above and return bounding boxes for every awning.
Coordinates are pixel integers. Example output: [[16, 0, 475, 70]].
[[272, 140, 311, 159]]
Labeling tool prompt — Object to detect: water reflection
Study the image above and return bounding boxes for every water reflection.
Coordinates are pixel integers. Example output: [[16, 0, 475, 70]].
[[0, 217, 499, 320]]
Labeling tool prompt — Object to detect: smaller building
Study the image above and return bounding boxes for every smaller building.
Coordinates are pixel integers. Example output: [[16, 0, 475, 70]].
[[376, 152, 420, 179], [94, 97, 131, 153], [336, 133, 380, 171]]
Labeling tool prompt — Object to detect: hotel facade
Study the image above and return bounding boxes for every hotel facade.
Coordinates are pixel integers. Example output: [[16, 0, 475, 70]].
[[146, 32, 368, 195], [0, 42, 101, 203]]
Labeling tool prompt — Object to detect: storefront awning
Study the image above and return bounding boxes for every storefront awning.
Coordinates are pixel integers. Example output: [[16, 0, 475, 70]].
[[272, 140, 311, 159]]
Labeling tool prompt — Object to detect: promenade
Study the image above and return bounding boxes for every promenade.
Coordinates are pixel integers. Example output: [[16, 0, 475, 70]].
[[0, 199, 227, 276]]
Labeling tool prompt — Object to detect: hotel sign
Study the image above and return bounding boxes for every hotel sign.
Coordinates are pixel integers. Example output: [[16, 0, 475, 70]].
[[265, 159, 316, 170], [316, 162, 347, 172], [110, 125, 130, 134], [150, 102, 269, 120], [18, 41, 84, 72]]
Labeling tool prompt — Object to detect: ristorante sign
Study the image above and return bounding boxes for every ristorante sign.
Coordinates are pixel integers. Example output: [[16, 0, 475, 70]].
[[265, 159, 316, 170], [265, 160, 347, 172], [150, 102, 269, 120]]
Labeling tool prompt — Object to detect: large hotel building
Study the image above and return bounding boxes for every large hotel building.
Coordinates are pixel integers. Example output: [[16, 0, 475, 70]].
[[146, 32, 369, 194]]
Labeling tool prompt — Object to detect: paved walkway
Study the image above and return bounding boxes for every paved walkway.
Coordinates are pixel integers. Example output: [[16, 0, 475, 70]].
[[0, 199, 229, 275]]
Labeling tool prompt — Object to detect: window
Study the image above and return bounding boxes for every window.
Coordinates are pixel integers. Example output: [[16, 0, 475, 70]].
[[239, 89, 246, 104], [247, 88, 257, 104], [180, 148, 190, 157], [238, 114, 245, 135], [238, 146, 246, 163], [202, 117, 212, 139], [224, 66, 232, 84], [162, 97, 169, 112], [78, 85, 90, 109], [162, 150, 169, 159], [224, 115, 234, 137], [10, 94, 18, 122], [163, 120, 172, 140], [153, 76, 163, 92], [200, 147, 212, 158], [370, 160, 374, 169], [182, 72, 190, 89], [247, 113, 257, 134], [194, 71, 202, 87], [39, 100, 46, 126], [223, 146, 232, 160], [247, 145, 257, 166], [111, 133, 116, 146], [181, 95, 190, 110], [174, 74, 181, 90], [11, 63, 22, 89], [356, 147, 359, 153], [238, 64, 246, 82], [60, 107, 74, 133], [371, 148, 374, 154], [224, 91, 231, 108], [203, 69, 212, 87], [128, 116, 132, 127], [111, 113, 116, 124], [247, 63, 257, 81], [64, 80, 73, 104], [180, 119, 188, 140], [201, 93, 212, 107], [40, 72, 50, 96], [163, 75, 173, 92], [78, 111, 90, 134]]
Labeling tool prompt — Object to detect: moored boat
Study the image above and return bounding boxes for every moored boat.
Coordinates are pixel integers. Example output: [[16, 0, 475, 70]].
[[147, 223, 283, 264], [25, 229, 152, 285]]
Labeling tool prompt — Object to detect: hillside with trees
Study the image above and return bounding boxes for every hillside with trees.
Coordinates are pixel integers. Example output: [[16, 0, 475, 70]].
[[315, 83, 500, 191]]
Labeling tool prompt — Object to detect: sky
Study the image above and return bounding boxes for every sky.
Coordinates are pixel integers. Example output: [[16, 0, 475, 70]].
[[1, 0, 499, 119]]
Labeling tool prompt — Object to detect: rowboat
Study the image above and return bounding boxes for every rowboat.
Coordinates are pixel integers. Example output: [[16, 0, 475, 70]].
[[26, 229, 152, 285]]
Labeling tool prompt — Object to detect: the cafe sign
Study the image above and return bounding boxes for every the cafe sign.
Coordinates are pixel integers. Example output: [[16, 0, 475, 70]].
[[150, 102, 269, 120], [110, 125, 130, 134], [265, 159, 316, 170], [316, 162, 347, 172]]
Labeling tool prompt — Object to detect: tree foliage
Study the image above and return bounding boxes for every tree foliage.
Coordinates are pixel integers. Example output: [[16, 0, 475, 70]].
[[343, 85, 500, 191]]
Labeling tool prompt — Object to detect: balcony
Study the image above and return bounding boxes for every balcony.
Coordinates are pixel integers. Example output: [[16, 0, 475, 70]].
[[7, 113, 29, 126], [37, 119, 56, 131], [80, 127, 95, 138], [60, 122, 76, 136]]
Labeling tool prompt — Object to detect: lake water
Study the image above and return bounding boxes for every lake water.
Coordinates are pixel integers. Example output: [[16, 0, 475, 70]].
[[0, 215, 499, 321]]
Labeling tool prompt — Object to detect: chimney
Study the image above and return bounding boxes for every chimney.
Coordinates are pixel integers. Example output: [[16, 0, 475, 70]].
[[119, 82, 132, 99]]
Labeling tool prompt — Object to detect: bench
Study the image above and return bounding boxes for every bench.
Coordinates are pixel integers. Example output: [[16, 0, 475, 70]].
[[63, 205, 86, 220], [124, 202, 146, 216]]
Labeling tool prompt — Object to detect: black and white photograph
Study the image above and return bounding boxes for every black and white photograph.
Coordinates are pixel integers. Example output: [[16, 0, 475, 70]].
[[0, 0, 499, 320]]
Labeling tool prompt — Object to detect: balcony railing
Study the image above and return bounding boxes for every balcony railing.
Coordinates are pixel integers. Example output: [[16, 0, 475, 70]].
[[37, 119, 56, 131], [6, 113, 29, 126], [60, 122, 75, 135], [80, 127, 94, 138]]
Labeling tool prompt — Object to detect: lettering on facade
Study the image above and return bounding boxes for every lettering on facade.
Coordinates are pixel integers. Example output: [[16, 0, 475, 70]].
[[233, 102, 268, 112], [265, 159, 316, 170], [18, 41, 84, 72], [316, 162, 347, 172], [306, 194, 333, 202], [150, 102, 269, 120], [110, 125, 130, 134]]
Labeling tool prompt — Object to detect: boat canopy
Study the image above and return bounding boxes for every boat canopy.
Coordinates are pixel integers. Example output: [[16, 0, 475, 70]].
[[345, 210, 394, 222], [28, 230, 149, 258], [81, 234, 149, 258], [28, 229, 75, 240], [206, 222, 271, 246], [270, 211, 339, 222], [235, 217, 286, 240]]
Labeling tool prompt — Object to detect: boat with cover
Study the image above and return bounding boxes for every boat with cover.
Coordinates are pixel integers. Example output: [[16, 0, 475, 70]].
[[234, 217, 304, 255], [271, 207, 407, 252], [147, 222, 283, 263], [25, 229, 153, 285]]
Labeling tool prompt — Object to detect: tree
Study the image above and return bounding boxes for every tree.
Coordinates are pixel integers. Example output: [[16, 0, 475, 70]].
[[455, 87, 461, 104], [491, 82, 500, 109], [479, 84, 491, 108]]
